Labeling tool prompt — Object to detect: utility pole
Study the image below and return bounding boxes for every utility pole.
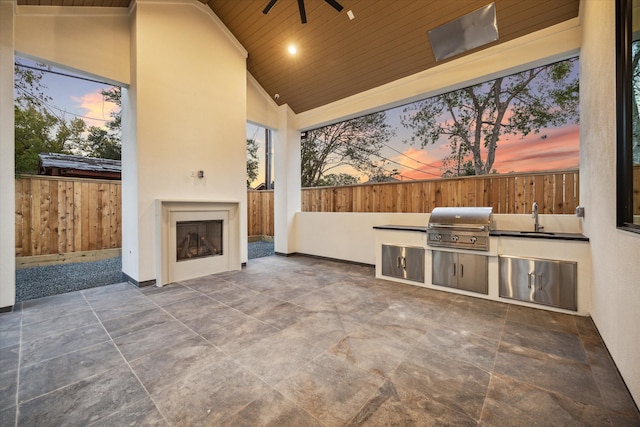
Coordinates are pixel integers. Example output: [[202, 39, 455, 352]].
[[265, 128, 272, 190]]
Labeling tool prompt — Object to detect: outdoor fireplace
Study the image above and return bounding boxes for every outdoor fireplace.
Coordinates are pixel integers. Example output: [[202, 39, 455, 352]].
[[176, 220, 223, 261], [156, 200, 241, 286]]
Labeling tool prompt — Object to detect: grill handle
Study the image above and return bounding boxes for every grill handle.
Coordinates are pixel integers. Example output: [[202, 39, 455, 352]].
[[428, 224, 488, 231]]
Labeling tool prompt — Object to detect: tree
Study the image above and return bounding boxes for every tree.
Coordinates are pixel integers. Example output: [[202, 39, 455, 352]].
[[632, 42, 640, 164], [82, 87, 122, 160], [14, 60, 123, 172], [401, 58, 580, 175], [315, 173, 359, 187], [302, 112, 395, 187], [246, 138, 259, 187]]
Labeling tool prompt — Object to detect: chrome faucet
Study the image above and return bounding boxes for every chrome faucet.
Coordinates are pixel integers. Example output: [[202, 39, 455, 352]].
[[532, 202, 543, 232]]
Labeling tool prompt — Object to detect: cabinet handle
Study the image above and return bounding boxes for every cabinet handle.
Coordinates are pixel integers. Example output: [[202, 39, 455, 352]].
[[460, 264, 464, 278], [453, 263, 456, 277], [402, 257, 407, 269], [528, 273, 534, 289], [537, 274, 543, 291], [397, 257, 403, 269]]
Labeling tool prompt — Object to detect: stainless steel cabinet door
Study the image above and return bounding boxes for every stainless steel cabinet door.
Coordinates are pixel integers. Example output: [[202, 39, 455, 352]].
[[499, 256, 577, 311], [457, 253, 488, 294], [432, 251, 456, 288], [382, 245, 424, 283]]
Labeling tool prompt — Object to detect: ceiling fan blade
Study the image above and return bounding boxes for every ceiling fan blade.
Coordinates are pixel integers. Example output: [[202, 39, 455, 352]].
[[324, 0, 343, 12], [298, 0, 307, 24], [262, 0, 279, 15]]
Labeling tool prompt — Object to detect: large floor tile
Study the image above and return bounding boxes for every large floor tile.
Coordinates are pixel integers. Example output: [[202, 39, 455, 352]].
[[220, 389, 323, 427], [6, 256, 639, 426], [480, 374, 613, 427], [493, 341, 602, 407], [18, 366, 147, 426], [234, 329, 323, 386], [21, 309, 100, 343], [346, 379, 477, 426], [390, 345, 491, 421], [139, 283, 201, 306], [20, 323, 110, 367], [0, 369, 17, 411], [417, 324, 499, 372], [101, 307, 175, 338], [501, 320, 587, 363], [276, 352, 384, 426], [329, 325, 415, 378], [113, 320, 198, 362], [19, 341, 124, 402], [132, 338, 270, 425], [506, 304, 578, 335]]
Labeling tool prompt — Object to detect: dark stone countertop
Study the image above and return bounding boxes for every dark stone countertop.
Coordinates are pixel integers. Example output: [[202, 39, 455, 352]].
[[373, 225, 589, 242], [373, 225, 428, 232], [489, 230, 589, 242]]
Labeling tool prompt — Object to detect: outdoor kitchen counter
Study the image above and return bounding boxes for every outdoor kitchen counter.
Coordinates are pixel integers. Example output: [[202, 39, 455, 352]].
[[490, 230, 589, 241], [373, 225, 428, 232], [372, 225, 588, 242], [374, 224, 591, 316]]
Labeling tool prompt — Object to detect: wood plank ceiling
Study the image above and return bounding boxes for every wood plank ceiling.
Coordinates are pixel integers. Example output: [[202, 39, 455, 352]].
[[18, 0, 580, 113]]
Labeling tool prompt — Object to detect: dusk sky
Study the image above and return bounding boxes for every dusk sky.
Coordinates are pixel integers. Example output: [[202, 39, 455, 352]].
[[17, 57, 578, 186]]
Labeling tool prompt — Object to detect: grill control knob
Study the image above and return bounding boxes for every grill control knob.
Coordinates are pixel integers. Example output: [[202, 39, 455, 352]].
[[436, 234, 442, 240], [470, 236, 477, 244], [452, 235, 459, 242]]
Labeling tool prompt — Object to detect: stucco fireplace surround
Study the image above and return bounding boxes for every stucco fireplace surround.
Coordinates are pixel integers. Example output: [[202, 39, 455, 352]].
[[155, 200, 241, 286]]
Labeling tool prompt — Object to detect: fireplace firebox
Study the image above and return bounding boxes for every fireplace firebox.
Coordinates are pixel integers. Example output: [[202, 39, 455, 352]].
[[176, 220, 223, 261]]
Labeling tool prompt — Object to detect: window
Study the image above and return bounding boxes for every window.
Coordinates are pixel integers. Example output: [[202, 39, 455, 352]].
[[616, 0, 640, 232]]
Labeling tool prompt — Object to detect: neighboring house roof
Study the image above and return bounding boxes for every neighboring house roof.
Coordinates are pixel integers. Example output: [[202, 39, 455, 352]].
[[38, 153, 121, 180]]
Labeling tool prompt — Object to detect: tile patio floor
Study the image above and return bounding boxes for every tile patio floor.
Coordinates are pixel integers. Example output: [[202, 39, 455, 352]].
[[1, 255, 638, 426]]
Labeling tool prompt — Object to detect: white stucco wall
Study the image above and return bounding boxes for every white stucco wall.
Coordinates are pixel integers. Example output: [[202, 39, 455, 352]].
[[14, 6, 130, 85], [247, 72, 279, 130], [580, 0, 640, 405], [0, 0, 16, 309], [124, 0, 248, 283]]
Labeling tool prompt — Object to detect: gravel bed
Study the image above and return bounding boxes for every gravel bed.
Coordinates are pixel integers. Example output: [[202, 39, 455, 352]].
[[16, 241, 276, 302], [16, 257, 123, 303]]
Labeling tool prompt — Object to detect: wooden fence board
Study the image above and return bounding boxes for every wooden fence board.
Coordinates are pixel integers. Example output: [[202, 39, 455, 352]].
[[15, 176, 122, 257], [16, 170, 581, 257], [300, 169, 580, 215]]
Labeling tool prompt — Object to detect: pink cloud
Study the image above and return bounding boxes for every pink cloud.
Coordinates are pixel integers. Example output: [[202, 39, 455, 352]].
[[71, 90, 119, 128]]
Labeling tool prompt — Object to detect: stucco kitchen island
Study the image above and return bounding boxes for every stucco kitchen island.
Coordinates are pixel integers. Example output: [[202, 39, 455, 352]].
[[374, 225, 591, 316]]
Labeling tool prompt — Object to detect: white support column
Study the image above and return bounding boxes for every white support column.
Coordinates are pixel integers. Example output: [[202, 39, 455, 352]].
[[0, 0, 16, 309], [273, 105, 301, 255]]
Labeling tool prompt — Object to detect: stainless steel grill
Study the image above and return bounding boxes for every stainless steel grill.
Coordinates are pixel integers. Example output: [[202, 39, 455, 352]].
[[427, 207, 493, 251]]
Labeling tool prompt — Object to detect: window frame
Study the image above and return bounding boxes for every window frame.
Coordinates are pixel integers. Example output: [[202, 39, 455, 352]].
[[616, 0, 640, 233]]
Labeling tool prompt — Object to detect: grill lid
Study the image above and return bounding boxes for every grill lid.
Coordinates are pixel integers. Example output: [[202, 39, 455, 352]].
[[428, 207, 493, 229]]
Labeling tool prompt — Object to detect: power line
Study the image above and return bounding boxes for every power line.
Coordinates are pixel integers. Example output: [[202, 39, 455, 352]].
[[381, 141, 444, 172], [15, 62, 116, 86], [371, 151, 442, 178], [15, 86, 112, 123]]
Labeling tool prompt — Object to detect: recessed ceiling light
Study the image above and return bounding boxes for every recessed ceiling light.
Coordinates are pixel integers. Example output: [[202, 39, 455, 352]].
[[288, 44, 297, 55]]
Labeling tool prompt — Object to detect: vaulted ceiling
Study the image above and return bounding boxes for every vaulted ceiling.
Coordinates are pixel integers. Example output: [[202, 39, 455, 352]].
[[17, 0, 580, 113]]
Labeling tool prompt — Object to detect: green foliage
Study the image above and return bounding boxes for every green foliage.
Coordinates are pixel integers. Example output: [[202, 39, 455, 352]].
[[246, 138, 259, 187], [302, 112, 395, 187], [315, 173, 359, 187], [365, 167, 400, 183], [14, 60, 122, 173], [401, 58, 580, 175]]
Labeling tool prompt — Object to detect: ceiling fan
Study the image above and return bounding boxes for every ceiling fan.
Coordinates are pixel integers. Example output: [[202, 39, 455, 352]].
[[263, 0, 344, 24]]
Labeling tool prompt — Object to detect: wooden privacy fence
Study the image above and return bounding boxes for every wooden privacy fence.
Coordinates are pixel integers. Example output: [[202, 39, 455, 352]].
[[25, 167, 638, 256], [15, 175, 121, 257], [302, 169, 581, 215], [247, 190, 274, 237]]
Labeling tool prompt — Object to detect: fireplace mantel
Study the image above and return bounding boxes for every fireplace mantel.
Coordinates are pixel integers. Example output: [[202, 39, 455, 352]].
[[155, 200, 241, 286]]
